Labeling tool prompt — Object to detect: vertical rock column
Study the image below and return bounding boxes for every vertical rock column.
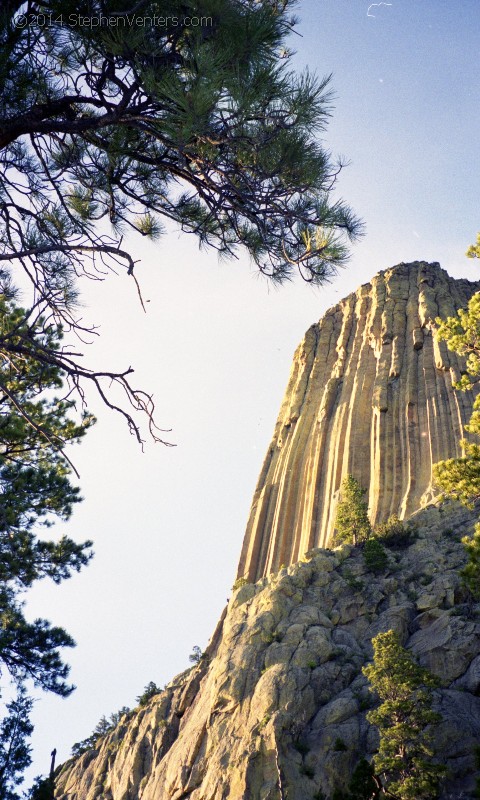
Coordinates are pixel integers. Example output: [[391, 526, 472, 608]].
[[237, 262, 480, 583]]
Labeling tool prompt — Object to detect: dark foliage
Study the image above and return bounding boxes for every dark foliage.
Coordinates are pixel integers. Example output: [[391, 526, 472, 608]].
[[363, 538, 388, 574], [0, 295, 93, 794], [0, 0, 362, 441]]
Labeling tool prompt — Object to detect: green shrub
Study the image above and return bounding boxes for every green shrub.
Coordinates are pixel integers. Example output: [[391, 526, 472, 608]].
[[261, 627, 282, 644], [374, 515, 411, 547], [421, 574, 433, 586], [334, 737, 348, 751], [461, 523, 480, 600], [293, 739, 310, 756], [299, 763, 315, 778], [346, 758, 378, 799], [232, 576, 249, 590], [363, 538, 388, 573], [343, 568, 364, 591]]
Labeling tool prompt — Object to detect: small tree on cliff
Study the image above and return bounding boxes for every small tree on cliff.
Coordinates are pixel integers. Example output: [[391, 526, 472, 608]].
[[333, 475, 371, 546], [363, 630, 446, 800]]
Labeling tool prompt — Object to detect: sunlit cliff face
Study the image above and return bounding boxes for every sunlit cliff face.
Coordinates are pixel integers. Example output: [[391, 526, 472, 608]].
[[238, 262, 480, 582]]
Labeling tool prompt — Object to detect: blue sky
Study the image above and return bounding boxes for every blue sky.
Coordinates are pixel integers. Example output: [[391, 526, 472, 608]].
[[22, 0, 480, 783]]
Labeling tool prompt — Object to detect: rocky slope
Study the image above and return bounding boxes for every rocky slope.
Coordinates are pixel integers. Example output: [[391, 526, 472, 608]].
[[55, 262, 480, 799], [237, 261, 480, 583], [55, 501, 480, 800]]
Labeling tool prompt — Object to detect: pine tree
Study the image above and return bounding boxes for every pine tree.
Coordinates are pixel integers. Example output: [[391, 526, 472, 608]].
[[363, 630, 446, 800], [0, 0, 362, 441], [0, 293, 94, 594], [374, 515, 411, 548], [0, 293, 94, 793], [346, 758, 380, 799], [333, 475, 371, 546], [433, 288, 480, 597], [433, 291, 480, 507], [466, 232, 480, 259], [461, 525, 480, 600], [136, 681, 161, 707], [0, 687, 34, 800], [363, 538, 388, 573], [70, 706, 131, 758]]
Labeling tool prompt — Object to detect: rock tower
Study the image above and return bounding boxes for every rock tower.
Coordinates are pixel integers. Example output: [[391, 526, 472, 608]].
[[237, 261, 480, 582], [55, 262, 480, 800]]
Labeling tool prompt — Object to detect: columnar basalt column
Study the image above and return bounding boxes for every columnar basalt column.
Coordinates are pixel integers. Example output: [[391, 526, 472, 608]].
[[237, 262, 480, 583]]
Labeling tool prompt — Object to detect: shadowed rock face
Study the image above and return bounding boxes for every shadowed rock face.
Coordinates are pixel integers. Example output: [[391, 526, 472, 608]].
[[237, 262, 480, 583]]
